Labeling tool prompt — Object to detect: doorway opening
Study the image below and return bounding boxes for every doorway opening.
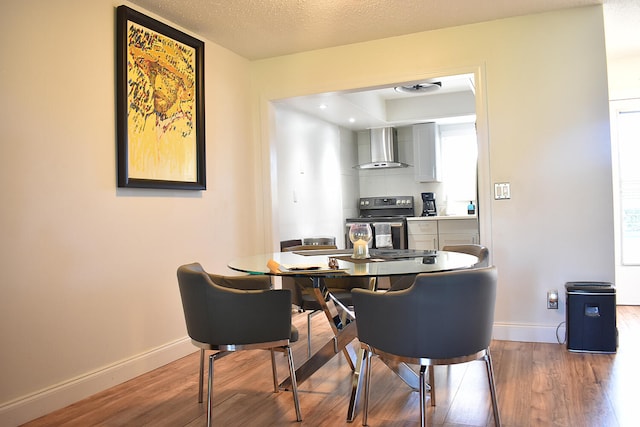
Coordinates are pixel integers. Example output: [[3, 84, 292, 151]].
[[611, 98, 640, 304], [270, 68, 490, 254]]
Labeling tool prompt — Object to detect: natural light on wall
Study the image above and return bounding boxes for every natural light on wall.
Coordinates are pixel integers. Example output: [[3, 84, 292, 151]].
[[440, 123, 478, 215], [616, 108, 640, 265]]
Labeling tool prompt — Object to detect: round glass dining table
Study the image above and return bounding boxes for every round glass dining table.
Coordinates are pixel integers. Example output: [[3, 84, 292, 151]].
[[227, 248, 479, 422], [227, 249, 478, 278]]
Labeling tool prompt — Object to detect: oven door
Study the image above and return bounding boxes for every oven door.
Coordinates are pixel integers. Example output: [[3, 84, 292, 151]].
[[378, 221, 406, 249], [345, 219, 407, 250]]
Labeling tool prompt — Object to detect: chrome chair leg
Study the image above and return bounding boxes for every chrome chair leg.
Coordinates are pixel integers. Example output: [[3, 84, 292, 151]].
[[485, 349, 501, 427], [286, 346, 303, 421], [207, 353, 216, 427], [362, 350, 372, 426], [307, 310, 320, 357], [428, 365, 435, 406], [419, 365, 426, 427], [198, 348, 205, 403], [270, 349, 278, 393]]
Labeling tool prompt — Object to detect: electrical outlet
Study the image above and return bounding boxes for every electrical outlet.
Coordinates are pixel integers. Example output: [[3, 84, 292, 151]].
[[547, 290, 559, 309]]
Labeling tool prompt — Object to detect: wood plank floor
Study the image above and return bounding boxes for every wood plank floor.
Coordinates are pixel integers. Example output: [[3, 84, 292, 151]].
[[22, 306, 640, 427]]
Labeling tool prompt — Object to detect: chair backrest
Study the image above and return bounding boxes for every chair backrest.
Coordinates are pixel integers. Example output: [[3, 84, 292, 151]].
[[208, 272, 272, 290], [442, 244, 489, 267], [177, 263, 291, 345], [280, 239, 303, 250], [352, 266, 497, 360]]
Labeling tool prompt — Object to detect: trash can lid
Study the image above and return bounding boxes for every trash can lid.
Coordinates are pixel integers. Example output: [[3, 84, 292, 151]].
[[565, 281, 615, 293]]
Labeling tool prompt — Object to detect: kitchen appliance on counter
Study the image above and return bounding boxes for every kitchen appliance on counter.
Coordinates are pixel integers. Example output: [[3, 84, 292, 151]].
[[345, 196, 414, 250], [421, 192, 437, 216]]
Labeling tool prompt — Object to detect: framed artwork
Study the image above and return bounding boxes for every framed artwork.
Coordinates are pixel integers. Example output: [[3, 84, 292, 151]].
[[116, 5, 205, 190]]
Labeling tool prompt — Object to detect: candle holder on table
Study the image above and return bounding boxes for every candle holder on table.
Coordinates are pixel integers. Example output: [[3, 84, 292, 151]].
[[349, 223, 372, 259]]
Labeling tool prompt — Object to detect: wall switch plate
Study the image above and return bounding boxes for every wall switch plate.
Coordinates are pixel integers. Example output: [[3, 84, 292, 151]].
[[495, 183, 511, 199]]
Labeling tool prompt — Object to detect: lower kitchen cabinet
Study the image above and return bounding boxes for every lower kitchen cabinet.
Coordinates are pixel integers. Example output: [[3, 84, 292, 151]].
[[407, 217, 479, 250], [408, 220, 438, 250], [438, 233, 479, 248], [438, 218, 479, 249]]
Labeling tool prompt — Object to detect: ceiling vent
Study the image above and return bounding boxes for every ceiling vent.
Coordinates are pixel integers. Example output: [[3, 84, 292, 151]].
[[394, 82, 442, 94]]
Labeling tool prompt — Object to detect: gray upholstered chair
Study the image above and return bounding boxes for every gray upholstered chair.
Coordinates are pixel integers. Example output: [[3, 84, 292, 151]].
[[389, 243, 489, 291], [442, 243, 489, 267], [177, 263, 302, 425], [281, 244, 370, 357], [352, 266, 500, 427]]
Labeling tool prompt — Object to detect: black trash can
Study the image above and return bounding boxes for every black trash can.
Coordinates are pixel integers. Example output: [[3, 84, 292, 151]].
[[565, 282, 617, 353]]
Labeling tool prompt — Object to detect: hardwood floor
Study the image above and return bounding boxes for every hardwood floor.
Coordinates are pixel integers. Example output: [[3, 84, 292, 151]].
[[22, 306, 640, 427]]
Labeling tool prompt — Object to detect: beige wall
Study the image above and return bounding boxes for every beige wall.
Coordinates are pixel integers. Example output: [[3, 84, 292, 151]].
[[0, 2, 614, 424], [252, 5, 613, 339], [0, 1, 263, 423]]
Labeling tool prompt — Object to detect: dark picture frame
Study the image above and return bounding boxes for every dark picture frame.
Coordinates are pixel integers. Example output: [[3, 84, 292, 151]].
[[116, 5, 205, 190]]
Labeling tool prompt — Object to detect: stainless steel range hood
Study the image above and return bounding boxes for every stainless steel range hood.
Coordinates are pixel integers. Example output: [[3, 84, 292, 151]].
[[356, 127, 409, 169]]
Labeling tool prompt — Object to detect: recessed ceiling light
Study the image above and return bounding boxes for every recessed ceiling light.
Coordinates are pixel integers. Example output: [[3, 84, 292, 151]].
[[394, 82, 442, 94], [319, 103, 328, 109], [349, 118, 355, 123]]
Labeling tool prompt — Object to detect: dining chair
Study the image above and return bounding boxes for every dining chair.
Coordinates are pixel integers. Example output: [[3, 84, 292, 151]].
[[442, 243, 489, 267], [176, 262, 302, 425], [388, 243, 489, 291], [281, 244, 370, 357], [352, 266, 500, 427]]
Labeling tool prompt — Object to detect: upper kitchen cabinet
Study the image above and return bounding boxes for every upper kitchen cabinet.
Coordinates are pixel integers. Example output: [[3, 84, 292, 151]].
[[412, 122, 441, 182]]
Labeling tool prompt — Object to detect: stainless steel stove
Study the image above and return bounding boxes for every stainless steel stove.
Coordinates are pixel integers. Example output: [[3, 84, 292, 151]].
[[345, 196, 414, 249]]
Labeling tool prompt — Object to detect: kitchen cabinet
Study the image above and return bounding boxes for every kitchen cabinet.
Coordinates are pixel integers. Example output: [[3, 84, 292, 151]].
[[412, 123, 441, 182], [407, 217, 479, 250], [437, 218, 479, 249], [407, 220, 438, 250]]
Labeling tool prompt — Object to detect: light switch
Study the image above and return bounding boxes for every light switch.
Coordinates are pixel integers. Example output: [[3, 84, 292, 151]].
[[494, 182, 511, 200]]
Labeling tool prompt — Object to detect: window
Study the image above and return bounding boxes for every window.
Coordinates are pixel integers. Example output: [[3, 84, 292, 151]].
[[440, 123, 478, 213]]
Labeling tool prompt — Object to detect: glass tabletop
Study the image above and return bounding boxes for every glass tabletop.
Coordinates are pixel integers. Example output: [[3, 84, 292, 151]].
[[227, 249, 478, 278]]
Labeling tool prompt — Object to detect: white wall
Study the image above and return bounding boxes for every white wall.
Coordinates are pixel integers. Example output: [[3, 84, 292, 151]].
[[273, 106, 358, 247], [252, 6, 613, 342], [0, 1, 262, 424]]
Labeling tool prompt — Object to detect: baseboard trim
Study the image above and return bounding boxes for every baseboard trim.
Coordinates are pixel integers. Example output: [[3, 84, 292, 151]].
[[0, 337, 195, 426], [493, 322, 566, 345]]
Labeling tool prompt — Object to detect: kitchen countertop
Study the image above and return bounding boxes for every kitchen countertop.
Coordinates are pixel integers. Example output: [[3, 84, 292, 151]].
[[407, 215, 477, 221]]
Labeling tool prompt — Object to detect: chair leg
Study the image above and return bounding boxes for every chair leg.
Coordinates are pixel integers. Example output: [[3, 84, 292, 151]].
[[270, 349, 279, 393], [207, 353, 216, 427], [428, 365, 436, 406], [419, 365, 427, 427], [484, 349, 501, 427], [307, 311, 313, 358], [198, 348, 205, 403], [285, 346, 303, 422], [307, 310, 320, 358], [362, 350, 372, 426]]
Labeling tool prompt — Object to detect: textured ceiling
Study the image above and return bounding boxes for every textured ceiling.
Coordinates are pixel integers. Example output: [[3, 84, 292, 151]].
[[125, 0, 638, 131], [128, 0, 631, 60], [126, 0, 638, 130]]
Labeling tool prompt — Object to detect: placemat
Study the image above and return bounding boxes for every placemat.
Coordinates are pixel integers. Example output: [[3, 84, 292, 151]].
[[333, 255, 380, 264]]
